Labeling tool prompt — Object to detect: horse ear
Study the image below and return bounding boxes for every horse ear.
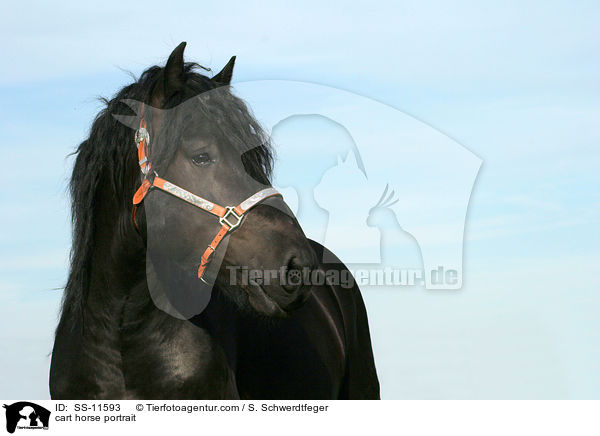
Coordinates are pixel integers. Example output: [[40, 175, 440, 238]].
[[152, 42, 187, 106], [212, 56, 236, 85]]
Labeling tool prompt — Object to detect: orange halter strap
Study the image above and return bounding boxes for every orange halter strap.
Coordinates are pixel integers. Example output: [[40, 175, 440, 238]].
[[131, 106, 280, 281]]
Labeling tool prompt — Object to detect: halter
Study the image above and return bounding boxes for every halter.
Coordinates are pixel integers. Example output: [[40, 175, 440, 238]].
[[131, 106, 280, 281]]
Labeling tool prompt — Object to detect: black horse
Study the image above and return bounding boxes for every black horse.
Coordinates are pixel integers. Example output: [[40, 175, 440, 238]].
[[50, 42, 379, 399]]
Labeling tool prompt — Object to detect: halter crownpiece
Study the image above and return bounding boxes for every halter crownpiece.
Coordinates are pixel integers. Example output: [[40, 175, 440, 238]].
[[131, 104, 281, 281]]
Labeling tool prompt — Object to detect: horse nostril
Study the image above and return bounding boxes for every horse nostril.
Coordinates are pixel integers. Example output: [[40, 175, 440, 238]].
[[281, 252, 314, 294]]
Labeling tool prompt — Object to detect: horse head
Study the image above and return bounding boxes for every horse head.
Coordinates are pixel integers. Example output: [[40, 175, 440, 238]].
[[115, 43, 317, 318]]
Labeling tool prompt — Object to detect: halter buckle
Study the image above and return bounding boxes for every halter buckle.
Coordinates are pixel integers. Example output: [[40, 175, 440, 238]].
[[135, 127, 150, 147], [220, 207, 243, 231]]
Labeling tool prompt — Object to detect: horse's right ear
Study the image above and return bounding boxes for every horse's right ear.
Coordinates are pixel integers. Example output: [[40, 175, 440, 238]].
[[152, 42, 187, 107]]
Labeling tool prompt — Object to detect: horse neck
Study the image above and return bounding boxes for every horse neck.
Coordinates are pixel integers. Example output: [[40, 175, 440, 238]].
[[82, 176, 146, 324], [85, 175, 243, 356]]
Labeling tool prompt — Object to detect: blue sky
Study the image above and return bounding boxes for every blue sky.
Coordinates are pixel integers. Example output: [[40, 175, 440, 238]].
[[1, 0, 599, 399]]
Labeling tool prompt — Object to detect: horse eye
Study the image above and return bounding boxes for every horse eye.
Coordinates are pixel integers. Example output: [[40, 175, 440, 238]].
[[191, 153, 212, 166]]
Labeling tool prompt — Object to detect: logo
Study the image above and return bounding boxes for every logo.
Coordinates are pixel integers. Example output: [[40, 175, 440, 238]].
[[3, 403, 50, 433], [114, 80, 481, 318]]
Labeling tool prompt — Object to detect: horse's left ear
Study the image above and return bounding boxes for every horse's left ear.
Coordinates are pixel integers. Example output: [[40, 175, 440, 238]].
[[212, 56, 236, 85], [152, 41, 187, 106]]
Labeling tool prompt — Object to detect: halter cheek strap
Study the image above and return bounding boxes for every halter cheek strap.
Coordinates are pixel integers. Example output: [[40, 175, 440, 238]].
[[131, 108, 280, 280]]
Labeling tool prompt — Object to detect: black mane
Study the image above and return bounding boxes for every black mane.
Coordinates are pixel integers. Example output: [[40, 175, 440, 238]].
[[61, 62, 274, 324]]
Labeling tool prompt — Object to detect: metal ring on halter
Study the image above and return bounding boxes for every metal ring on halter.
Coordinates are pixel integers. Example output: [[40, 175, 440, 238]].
[[219, 207, 244, 231]]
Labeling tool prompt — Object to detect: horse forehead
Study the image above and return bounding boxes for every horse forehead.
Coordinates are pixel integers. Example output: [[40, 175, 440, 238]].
[[157, 106, 224, 139], [179, 119, 219, 140]]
